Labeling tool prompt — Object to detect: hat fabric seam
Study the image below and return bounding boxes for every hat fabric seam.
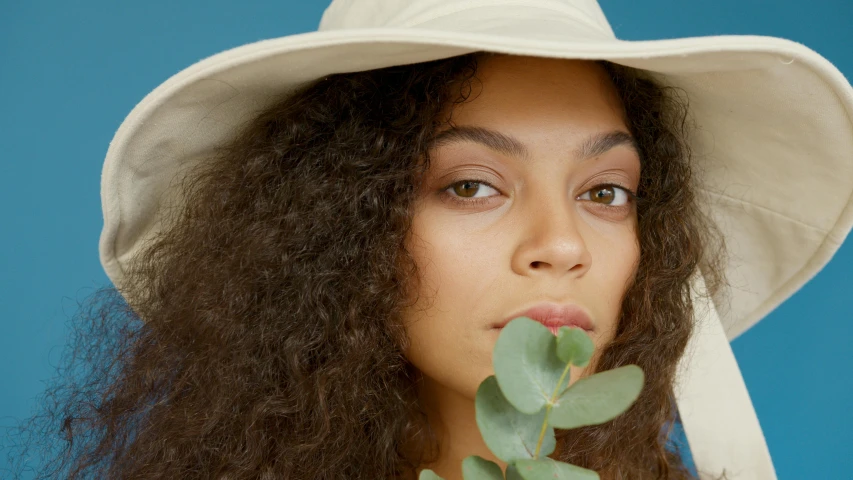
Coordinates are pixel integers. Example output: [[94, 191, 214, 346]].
[[698, 187, 831, 233]]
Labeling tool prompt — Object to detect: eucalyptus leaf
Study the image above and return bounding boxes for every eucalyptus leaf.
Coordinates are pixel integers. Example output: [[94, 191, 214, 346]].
[[549, 365, 644, 429], [505, 464, 524, 480], [475, 375, 556, 462], [555, 326, 594, 367], [461, 456, 504, 480], [419, 469, 446, 480], [514, 458, 600, 480], [493, 317, 570, 414]]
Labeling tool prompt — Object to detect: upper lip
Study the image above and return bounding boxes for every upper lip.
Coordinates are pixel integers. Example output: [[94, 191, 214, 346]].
[[495, 302, 595, 332]]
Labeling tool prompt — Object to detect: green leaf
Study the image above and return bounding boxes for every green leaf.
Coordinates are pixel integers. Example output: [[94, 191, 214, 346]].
[[549, 365, 644, 429], [555, 326, 594, 367], [461, 456, 504, 479], [514, 458, 600, 480], [493, 317, 571, 414], [505, 464, 524, 480], [419, 469, 446, 480], [475, 375, 556, 462]]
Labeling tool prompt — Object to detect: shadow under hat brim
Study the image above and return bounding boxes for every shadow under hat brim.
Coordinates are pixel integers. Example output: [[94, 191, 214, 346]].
[[100, 27, 853, 342]]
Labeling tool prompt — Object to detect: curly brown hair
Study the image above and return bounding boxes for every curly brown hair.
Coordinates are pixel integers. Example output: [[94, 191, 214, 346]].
[[8, 52, 727, 479]]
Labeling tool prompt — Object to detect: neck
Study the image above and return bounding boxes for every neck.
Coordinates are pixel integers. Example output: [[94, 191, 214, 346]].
[[415, 375, 507, 480]]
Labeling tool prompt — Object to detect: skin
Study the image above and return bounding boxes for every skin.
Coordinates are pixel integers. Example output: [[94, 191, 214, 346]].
[[401, 55, 642, 479]]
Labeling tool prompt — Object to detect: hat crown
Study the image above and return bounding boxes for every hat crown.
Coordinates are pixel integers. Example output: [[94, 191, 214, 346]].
[[319, 0, 615, 39]]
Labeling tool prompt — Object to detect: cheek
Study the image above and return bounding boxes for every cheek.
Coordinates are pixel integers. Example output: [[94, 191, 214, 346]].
[[590, 227, 640, 338], [589, 210, 639, 275], [569, 229, 638, 380], [606, 230, 640, 289], [399, 210, 504, 397], [404, 208, 505, 316]]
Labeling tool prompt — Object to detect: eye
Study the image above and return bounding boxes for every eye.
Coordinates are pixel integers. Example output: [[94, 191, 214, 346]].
[[577, 184, 635, 207], [443, 180, 500, 200]]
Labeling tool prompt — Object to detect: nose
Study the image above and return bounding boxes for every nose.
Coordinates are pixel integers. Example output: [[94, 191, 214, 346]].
[[510, 196, 592, 278]]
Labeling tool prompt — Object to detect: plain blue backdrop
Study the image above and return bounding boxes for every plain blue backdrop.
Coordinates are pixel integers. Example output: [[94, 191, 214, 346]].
[[2, 0, 851, 478]]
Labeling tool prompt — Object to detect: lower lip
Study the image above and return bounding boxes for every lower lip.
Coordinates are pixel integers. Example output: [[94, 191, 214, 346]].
[[546, 325, 562, 336], [545, 325, 592, 336], [494, 326, 591, 336]]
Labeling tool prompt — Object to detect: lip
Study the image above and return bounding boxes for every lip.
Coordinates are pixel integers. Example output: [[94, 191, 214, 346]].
[[494, 302, 595, 334]]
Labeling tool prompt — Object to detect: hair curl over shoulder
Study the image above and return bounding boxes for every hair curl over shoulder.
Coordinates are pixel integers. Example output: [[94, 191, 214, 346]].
[[7, 52, 727, 480]]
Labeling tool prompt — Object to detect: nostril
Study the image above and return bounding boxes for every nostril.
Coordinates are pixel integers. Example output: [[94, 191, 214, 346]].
[[531, 261, 544, 269]]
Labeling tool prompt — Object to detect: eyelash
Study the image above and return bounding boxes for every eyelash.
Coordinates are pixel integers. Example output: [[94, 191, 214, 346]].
[[439, 179, 638, 209]]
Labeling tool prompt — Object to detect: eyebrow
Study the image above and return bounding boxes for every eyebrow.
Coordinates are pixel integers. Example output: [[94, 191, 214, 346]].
[[430, 125, 639, 163]]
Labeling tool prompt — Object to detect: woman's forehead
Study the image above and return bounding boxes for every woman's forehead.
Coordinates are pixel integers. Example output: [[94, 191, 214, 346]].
[[445, 55, 628, 141], [432, 55, 634, 168]]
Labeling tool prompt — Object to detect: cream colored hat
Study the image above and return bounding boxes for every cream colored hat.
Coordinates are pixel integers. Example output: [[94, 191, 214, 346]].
[[98, 1, 853, 478]]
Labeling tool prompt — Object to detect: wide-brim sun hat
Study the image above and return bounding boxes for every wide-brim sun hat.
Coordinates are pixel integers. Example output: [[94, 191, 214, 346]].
[[98, 1, 853, 478]]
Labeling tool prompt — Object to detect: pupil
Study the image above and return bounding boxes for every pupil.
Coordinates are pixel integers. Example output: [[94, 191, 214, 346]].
[[595, 187, 614, 204], [455, 181, 478, 197]]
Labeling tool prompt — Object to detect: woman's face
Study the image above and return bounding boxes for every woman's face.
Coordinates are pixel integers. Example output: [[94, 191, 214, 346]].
[[402, 55, 641, 402]]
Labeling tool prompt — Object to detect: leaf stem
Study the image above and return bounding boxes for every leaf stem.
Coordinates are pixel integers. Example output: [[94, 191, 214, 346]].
[[533, 360, 573, 458]]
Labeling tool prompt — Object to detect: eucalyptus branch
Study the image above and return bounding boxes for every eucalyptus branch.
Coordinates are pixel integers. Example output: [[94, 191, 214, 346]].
[[419, 317, 644, 480], [534, 360, 571, 459]]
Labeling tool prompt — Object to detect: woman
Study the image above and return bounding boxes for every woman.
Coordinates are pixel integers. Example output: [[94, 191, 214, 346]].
[[17, 1, 853, 479]]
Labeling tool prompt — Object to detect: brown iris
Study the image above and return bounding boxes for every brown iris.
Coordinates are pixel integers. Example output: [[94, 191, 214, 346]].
[[452, 181, 482, 198], [591, 186, 615, 204]]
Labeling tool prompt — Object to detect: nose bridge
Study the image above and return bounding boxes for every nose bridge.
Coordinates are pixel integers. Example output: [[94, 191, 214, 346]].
[[513, 187, 591, 276]]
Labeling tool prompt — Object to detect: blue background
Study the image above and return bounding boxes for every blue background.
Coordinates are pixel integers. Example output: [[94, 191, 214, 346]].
[[2, 0, 851, 477]]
